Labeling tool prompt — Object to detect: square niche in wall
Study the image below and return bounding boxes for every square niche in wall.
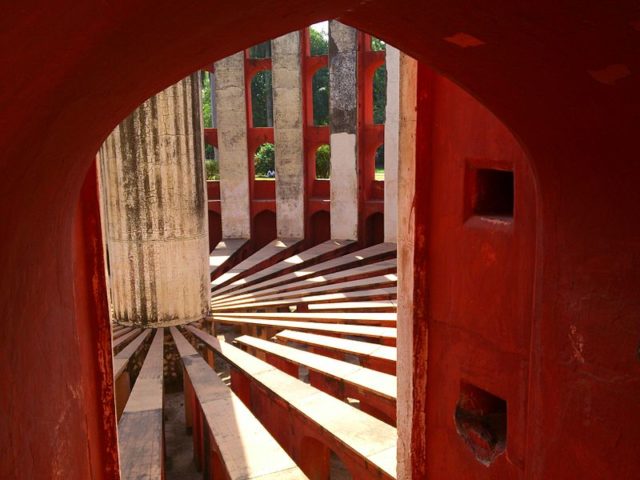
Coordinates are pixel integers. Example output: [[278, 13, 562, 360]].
[[465, 164, 514, 222]]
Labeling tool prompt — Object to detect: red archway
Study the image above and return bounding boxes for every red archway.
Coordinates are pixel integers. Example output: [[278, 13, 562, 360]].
[[252, 209, 277, 250], [1, 2, 639, 479]]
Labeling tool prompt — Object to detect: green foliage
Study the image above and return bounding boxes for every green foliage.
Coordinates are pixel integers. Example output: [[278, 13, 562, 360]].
[[316, 144, 331, 179], [254, 143, 275, 177], [371, 37, 386, 51], [202, 73, 217, 180], [313, 68, 329, 126], [199, 30, 387, 188], [201, 71, 212, 128], [310, 28, 329, 56], [373, 66, 387, 124], [309, 28, 330, 126], [205, 158, 219, 180], [251, 70, 273, 127]]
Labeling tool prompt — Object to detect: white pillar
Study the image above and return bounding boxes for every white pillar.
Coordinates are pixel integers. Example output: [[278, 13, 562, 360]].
[[215, 52, 251, 239], [383, 46, 400, 243], [272, 32, 305, 239], [329, 20, 359, 241], [99, 73, 210, 327]]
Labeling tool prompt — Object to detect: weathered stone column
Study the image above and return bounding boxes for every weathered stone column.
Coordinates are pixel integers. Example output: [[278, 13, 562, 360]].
[[272, 32, 305, 239], [99, 73, 210, 327], [329, 21, 359, 241], [383, 46, 400, 243], [395, 53, 418, 479], [215, 52, 252, 239]]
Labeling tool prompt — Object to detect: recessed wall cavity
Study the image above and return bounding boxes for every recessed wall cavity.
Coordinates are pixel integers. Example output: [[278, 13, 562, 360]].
[[454, 381, 507, 466], [466, 166, 514, 220]]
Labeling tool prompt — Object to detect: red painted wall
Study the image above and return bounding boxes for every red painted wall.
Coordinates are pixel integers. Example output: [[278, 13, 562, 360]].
[[0, 165, 119, 479], [365, 212, 385, 247], [207, 211, 222, 252], [0, 1, 639, 479], [252, 209, 277, 250], [422, 71, 536, 478], [309, 210, 331, 246]]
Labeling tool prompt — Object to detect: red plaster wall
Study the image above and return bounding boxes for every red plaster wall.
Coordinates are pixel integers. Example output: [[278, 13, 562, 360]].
[[207, 211, 222, 252], [365, 212, 385, 246], [0, 165, 120, 479], [422, 72, 536, 478], [309, 210, 331, 246], [252, 209, 277, 250], [0, 1, 639, 479]]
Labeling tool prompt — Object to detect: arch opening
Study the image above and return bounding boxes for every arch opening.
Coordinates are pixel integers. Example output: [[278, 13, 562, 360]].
[[254, 142, 276, 180], [0, 3, 556, 480], [252, 209, 276, 250], [89, 21, 542, 480], [309, 210, 331, 246], [299, 436, 353, 479], [309, 22, 329, 56]]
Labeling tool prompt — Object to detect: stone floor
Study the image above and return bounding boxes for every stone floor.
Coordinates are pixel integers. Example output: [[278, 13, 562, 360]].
[[164, 392, 200, 480]]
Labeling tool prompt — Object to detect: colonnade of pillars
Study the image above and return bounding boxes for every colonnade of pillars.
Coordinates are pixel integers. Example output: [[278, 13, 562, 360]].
[[97, 23, 416, 327], [213, 22, 412, 244]]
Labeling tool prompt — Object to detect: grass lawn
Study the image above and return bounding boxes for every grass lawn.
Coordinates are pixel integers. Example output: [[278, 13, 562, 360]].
[[375, 168, 385, 181]]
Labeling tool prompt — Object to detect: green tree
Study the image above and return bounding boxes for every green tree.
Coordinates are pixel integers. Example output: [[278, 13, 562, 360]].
[[251, 70, 273, 127], [373, 65, 387, 124], [201, 71, 217, 180], [201, 71, 212, 128], [371, 37, 386, 51], [316, 144, 331, 179], [310, 27, 329, 56], [254, 143, 275, 177], [205, 158, 219, 180], [312, 68, 329, 126], [205, 144, 215, 160], [309, 28, 330, 125]]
